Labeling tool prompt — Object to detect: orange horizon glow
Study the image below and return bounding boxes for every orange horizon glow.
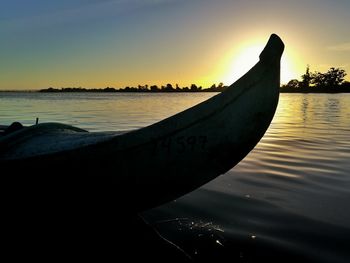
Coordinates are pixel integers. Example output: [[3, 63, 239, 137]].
[[217, 40, 304, 87]]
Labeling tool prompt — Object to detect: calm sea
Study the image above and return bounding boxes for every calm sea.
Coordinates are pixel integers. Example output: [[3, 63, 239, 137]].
[[1, 92, 350, 262]]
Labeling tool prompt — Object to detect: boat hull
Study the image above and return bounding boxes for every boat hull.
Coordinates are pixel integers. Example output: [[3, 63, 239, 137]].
[[1, 34, 284, 212]]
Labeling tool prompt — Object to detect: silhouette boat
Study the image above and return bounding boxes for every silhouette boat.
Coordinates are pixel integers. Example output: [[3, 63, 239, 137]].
[[1, 34, 284, 212]]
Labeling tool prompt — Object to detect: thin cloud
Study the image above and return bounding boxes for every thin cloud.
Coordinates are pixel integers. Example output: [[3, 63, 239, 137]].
[[0, 0, 199, 24], [328, 42, 350, 51], [319, 63, 348, 68], [0, 0, 178, 32]]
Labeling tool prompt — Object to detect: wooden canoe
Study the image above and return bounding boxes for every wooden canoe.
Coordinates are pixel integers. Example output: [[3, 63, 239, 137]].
[[0, 34, 284, 212]]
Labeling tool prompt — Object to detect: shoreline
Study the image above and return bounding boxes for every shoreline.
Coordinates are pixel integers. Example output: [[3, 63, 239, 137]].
[[1, 84, 350, 94]]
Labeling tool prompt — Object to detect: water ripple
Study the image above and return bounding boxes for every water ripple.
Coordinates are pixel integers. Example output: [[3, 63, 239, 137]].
[[2, 92, 350, 262]]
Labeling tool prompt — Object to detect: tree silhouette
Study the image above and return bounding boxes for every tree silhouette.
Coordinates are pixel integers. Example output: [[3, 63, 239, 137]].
[[285, 79, 300, 89], [280, 65, 349, 93], [217, 82, 224, 91], [164, 83, 174, 92], [190, 84, 198, 91], [150, 85, 160, 92], [158, 84, 175, 92], [312, 67, 347, 88], [300, 65, 312, 89]]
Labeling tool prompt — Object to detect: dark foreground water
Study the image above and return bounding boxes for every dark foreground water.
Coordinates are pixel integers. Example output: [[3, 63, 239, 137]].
[[1, 92, 350, 262]]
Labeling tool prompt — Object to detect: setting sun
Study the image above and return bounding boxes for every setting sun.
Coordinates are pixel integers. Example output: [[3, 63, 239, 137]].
[[220, 42, 298, 85], [221, 44, 262, 85]]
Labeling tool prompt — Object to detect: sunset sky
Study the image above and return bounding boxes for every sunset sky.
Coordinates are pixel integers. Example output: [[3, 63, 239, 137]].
[[1, 0, 349, 90]]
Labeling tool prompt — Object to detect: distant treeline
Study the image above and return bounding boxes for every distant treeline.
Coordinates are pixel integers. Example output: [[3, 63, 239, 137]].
[[280, 66, 350, 93], [39, 83, 227, 93], [39, 67, 350, 93]]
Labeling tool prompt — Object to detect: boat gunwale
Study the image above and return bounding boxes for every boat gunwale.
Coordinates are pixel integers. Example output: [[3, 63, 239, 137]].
[[0, 34, 283, 160]]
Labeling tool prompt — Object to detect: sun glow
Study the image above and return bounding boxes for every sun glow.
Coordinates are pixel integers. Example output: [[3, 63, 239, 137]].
[[220, 42, 298, 86], [280, 54, 298, 84], [222, 44, 262, 85]]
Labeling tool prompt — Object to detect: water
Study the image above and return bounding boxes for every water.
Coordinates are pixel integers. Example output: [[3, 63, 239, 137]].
[[1, 92, 350, 262]]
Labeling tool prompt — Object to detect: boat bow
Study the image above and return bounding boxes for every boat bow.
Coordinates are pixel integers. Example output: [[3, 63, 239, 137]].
[[1, 34, 284, 212]]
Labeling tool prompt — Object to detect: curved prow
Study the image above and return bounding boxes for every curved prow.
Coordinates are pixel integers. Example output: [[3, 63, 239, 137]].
[[0, 34, 285, 213], [259, 34, 285, 63]]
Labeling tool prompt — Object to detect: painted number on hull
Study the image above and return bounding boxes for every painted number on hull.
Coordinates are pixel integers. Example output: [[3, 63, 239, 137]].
[[152, 136, 207, 155]]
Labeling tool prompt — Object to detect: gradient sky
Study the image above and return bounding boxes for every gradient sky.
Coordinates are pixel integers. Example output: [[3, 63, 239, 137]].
[[1, 0, 349, 90]]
